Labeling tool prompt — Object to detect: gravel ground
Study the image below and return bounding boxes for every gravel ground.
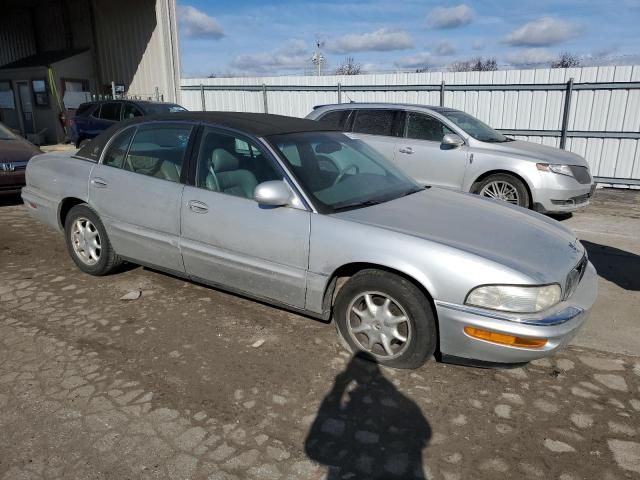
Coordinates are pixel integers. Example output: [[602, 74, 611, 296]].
[[1, 190, 639, 480]]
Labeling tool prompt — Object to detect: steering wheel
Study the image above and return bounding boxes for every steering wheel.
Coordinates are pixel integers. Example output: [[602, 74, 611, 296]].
[[333, 163, 359, 186]]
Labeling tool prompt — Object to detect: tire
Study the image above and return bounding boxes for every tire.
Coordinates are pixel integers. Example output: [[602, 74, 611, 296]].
[[64, 204, 122, 276], [333, 269, 437, 369], [473, 173, 530, 208]]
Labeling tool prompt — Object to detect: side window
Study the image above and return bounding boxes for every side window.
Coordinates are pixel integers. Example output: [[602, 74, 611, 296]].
[[406, 112, 454, 142], [122, 103, 143, 119], [99, 102, 122, 121], [318, 110, 351, 130], [123, 124, 192, 182], [196, 128, 282, 199], [103, 128, 135, 168], [352, 109, 400, 137]]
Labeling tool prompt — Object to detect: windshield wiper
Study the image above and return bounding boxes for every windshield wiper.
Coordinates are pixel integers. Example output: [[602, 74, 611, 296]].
[[332, 199, 385, 212]]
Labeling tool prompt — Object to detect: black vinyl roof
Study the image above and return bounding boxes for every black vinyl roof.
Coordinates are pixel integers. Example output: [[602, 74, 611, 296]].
[[128, 112, 337, 136], [76, 112, 338, 162]]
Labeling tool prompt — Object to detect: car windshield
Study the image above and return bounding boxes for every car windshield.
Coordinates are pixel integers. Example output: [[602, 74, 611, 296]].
[[143, 103, 187, 114], [269, 131, 422, 213], [0, 123, 18, 140], [438, 110, 513, 143]]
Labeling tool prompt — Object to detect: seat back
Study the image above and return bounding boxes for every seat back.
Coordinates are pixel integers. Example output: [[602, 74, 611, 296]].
[[207, 148, 258, 198]]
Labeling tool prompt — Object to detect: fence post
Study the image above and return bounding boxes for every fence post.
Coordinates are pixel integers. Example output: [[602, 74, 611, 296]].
[[200, 84, 206, 111], [440, 81, 446, 107], [560, 78, 574, 150], [262, 84, 268, 114], [337, 83, 342, 104]]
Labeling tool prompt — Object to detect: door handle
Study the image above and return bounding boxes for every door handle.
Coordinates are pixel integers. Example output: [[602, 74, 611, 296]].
[[91, 178, 108, 188], [188, 200, 209, 214], [398, 146, 413, 154]]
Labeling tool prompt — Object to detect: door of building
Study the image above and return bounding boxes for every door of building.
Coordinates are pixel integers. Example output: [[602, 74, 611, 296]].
[[16, 82, 35, 134]]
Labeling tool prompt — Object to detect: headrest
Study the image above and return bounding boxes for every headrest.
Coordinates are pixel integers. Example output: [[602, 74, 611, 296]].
[[211, 149, 239, 172]]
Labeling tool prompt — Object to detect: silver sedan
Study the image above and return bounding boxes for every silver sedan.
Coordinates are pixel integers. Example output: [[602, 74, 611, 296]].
[[22, 112, 597, 369]]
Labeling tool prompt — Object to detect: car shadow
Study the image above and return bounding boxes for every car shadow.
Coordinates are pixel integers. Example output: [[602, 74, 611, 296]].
[[0, 193, 23, 207], [305, 352, 431, 479], [547, 212, 573, 221], [581, 240, 640, 291]]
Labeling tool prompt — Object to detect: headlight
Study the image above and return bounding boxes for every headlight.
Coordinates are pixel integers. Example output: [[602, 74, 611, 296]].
[[536, 163, 574, 177], [465, 284, 561, 313]]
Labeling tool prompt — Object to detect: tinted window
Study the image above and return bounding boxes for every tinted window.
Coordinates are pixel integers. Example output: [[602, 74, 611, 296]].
[[122, 103, 143, 119], [352, 110, 400, 137], [406, 113, 454, 142], [98, 102, 121, 121], [318, 110, 351, 130], [196, 128, 281, 198], [123, 124, 192, 182], [76, 102, 95, 116], [142, 103, 187, 114], [103, 128, 135, 168]]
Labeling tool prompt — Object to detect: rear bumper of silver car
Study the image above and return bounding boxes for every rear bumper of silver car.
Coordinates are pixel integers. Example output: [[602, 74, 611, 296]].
[[435, 262, 598, 365]]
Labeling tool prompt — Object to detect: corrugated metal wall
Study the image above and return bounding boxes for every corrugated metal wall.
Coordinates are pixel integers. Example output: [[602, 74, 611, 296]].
[[181, 65, 640, 182], [0, 10, 37, 66]]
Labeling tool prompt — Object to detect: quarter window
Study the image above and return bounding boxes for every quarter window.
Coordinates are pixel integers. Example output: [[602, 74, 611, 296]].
[[103, 128, 135, 168], [318, 110, 352, 130], [196, 128, 281, 199], [352, 109, 401, 137], [406, 112, 454, 142], [123, 124, 192, 182], [98, 102, 121, 121]]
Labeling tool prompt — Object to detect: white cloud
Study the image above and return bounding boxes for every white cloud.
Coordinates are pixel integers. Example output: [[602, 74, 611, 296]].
[[433, 41, 456, 56], [505, 17, 579, 47], [178, 5, 224, 39], [394, 52, 432, 69], [428, 5, 474, 29], [471, 39, 486, 51], [229, 40, 310, 73], [325, 28, 413, 53], [505, 48, 556, 66]]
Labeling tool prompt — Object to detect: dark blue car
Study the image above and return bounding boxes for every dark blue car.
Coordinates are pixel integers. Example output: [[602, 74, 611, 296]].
[[70, 100, 187, 147]]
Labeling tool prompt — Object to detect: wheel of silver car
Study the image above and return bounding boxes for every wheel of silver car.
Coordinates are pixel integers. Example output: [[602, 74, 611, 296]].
[[64, 204, 122, 276], [70, 217, 101, 265], [334, 269, 437, 369], [475, 173, 530, 208]]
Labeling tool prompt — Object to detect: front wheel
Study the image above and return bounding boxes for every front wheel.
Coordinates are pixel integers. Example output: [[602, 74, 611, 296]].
[[64, 204, 122, 275], [333, 269, 437, 369], [474, 173, 530, 208]]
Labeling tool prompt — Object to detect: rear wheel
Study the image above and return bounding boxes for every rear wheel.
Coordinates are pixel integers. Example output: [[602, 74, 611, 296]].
[[474, 173, 530, 208], [333, 269, 437, 369], [64, 204, 122, 275]]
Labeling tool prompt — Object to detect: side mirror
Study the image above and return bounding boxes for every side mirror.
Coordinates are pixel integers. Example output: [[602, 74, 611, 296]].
[[254, 180, 292, 207], [441, 133, 464, 148]]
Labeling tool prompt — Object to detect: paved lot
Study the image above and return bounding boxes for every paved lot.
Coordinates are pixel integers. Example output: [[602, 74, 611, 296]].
[[1, 189, 639, 480]]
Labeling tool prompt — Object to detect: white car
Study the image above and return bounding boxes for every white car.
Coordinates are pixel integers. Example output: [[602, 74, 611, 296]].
[[307, 103, 595, 213]]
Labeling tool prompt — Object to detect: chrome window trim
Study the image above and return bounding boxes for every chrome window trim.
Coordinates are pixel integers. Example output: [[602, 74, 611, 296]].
[[435, 300, 584, 326]]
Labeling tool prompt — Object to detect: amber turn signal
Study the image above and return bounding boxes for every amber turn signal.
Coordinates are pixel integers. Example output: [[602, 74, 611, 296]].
[[464, 326, 547, 349]]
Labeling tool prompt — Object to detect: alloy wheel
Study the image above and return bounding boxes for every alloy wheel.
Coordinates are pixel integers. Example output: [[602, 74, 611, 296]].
[[479, 180, 520, 204], [70, 217, 101, 265]]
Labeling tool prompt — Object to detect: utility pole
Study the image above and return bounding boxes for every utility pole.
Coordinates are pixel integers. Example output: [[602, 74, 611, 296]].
[[311, 40, 325, 77]]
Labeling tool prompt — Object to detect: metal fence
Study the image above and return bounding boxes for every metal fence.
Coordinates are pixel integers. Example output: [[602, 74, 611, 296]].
[[181, 66, 640, 185]]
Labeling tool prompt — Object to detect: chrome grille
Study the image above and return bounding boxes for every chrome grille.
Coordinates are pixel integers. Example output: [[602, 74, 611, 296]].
[[569, 165, 592, 184], [564, 254, 588, 300]]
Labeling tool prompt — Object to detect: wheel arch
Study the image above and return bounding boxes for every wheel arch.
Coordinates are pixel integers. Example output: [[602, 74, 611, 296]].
[[470, 169, 534, 208], [58, 197, 87, 230]]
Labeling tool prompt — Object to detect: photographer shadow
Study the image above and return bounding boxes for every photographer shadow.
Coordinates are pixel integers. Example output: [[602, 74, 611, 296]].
[[305, 353, 431, 479]]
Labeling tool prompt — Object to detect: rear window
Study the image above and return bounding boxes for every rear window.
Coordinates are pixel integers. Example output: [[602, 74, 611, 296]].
[[318, 110, 352, 130], [352, 109, 402, 137], [76, 102, 95, 116], [98, 102, 121, 121], [142, 103, 187, 115]]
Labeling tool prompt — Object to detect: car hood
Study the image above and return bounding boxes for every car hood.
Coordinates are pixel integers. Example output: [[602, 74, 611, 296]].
[[333, 187, 584, 283], [481, 139, 588, 166], [0, 138, 42, 163]]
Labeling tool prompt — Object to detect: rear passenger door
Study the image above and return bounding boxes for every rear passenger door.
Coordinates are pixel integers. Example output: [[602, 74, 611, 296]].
[[88, 122, 195, 273], [93, 102, 122, 133], [349, 109, 404, 161]]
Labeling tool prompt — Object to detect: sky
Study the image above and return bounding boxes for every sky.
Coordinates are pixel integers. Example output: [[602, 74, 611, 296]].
[[176, 0, 640, 77]]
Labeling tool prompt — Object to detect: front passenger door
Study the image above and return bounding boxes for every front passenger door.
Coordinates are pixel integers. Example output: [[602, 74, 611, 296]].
[[394, 112, 468, 189]]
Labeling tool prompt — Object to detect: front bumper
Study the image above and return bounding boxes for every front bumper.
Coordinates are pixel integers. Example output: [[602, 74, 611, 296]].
[[435, 262, 598, 364], [533, 172, 595, 213]]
